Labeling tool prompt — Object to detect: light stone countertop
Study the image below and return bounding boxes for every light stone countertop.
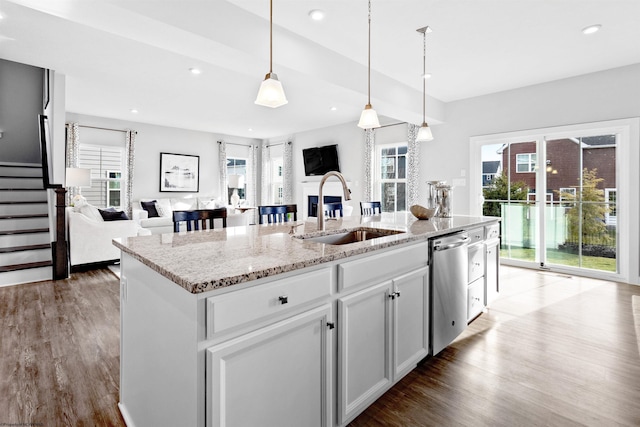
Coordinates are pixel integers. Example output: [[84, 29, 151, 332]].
[[113, 213, 499, 294]]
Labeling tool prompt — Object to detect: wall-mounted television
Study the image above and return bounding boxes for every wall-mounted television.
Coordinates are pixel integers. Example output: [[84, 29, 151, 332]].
[[302, 144, 340, 176]]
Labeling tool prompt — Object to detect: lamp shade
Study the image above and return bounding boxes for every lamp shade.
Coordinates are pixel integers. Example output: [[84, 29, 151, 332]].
[[357, 104, 381, 129], [65, 167, 91, 187], [227, 174, 245, 189], [255, 73, 288, 108], [416, 123, 434, 142]]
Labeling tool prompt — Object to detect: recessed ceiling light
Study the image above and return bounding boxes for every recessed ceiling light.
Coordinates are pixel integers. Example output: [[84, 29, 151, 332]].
[[248, 128, 253, 132], [189, 68, 201, 75], [422, 73, 432, 80], [130, 109, 138, 114], [330, 106, 337, 111], [308, 9, 325, 21], [582, 24, 601, 35]]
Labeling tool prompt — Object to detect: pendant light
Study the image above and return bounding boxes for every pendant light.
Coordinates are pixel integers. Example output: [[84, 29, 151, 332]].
[[416, 26, 434, 142], [357, 0, 380, 129], [255, 0, 288, 108]]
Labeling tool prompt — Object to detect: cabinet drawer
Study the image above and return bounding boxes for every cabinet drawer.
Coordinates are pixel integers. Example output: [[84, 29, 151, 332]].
[[467, 277, 485, 321], [338, 242, 428, 292], [468, 243, 485, 283], [486, 223, 500, 240], [467, 227, 484, 245], [206, 267, 332, 338]]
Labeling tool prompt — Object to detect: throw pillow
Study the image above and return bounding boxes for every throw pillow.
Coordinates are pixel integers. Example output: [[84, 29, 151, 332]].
[[140, 200, 160, 218], [79, 204, 104, 222], [98, 208, 130, 221]]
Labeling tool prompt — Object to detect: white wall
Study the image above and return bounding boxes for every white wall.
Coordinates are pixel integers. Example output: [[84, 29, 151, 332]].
[[281, 121, 409, 216], [65, 113, 258, 201], [0, 59, 44, 164], [425, 63, 640, 215]]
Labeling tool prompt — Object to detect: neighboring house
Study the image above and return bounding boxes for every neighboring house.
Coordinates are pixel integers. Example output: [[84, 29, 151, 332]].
[[498, 136, 617, 224], [482, 160, 501, 188]]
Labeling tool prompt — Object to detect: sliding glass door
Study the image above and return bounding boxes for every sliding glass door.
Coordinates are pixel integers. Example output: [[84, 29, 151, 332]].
[[478, 126, 620, 277]]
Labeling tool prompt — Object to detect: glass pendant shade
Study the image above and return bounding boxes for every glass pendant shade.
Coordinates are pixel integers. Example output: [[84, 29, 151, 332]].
[[358, 104, 381, 129], [255, 72, 288, 108], [416, 123, 433, 142]]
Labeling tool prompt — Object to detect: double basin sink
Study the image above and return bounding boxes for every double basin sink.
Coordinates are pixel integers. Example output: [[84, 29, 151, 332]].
[[293, 227, 405, 246]]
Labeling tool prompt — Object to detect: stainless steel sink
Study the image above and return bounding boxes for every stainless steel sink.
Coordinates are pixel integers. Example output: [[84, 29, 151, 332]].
[[295, 227, 405, 245]]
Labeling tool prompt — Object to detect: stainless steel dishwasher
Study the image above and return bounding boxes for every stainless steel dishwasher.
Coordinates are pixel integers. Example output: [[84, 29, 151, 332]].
[[430, 231, 470, 355]]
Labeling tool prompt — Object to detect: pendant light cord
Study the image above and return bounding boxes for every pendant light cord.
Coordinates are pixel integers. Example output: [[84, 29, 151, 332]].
[[367, 0, 372, 105], [269, 0, 273, 74], [422, 30, 426, 123]]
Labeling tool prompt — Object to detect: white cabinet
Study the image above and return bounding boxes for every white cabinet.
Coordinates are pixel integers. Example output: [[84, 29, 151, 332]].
[[207, 304, 333, 427], [391, 267, 430, 379], [338, 267, 429, 425]]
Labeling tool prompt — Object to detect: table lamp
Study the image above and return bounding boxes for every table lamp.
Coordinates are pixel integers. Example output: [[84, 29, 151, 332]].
[[65, 167, 91, 194], [227, 174, 245, 207]]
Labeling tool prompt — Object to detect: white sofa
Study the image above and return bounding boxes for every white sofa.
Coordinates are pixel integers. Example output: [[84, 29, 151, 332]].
[[66, 206, 150, 267], [132, 195, 252, 234]]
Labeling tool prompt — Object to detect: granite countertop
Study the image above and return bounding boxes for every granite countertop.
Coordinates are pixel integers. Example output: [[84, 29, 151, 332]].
[[113, 213, 499, 294]]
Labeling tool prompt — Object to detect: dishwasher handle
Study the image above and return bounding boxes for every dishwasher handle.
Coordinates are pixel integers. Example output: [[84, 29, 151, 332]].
[[433, 236, 469, 251]]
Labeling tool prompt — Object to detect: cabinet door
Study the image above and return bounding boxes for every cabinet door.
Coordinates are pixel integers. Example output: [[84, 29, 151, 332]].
[[485, 238, 500, 304], [392, 267, 429, 380], [338, 281, 392, 425], [207, 304, 333, 427], [468, 242, 485, 283]]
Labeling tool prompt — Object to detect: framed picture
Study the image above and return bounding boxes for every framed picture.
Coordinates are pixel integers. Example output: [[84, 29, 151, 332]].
[[159, 152, 200, 192]]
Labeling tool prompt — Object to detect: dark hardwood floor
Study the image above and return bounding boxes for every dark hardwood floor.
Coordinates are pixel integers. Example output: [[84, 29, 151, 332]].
[[1, 266, 639, 426]]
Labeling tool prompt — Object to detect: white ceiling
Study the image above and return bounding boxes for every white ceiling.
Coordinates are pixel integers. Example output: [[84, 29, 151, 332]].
[[2, 0, 640, 139]]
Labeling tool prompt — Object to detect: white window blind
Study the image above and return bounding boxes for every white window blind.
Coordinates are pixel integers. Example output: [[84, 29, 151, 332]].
[[78, 144, 124, 209]]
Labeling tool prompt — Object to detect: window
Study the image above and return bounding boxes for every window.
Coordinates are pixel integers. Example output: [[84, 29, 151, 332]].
[[559, 187, 576, 207], [107, 171, 121, 207], [270, 157, 283, 204], [376, 143, 407, 212], [605, 188, 617, 225], [516, 153, 537, 172], [227, 157, 247, 202], [78, 144, 124, 208]]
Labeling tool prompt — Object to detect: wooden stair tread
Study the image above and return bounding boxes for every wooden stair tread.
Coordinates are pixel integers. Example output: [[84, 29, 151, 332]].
[[0, 214, 48, 220], [0, 188, 45, 191], [0, 228, 49, 235], [0, 175, 43, 179], [0, 243, 50, 253], [0, 200, 48, 205], [0, 260, 52, 273], [0, 164, 42, 168]]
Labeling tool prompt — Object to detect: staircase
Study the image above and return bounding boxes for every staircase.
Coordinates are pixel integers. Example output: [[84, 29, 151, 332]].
[[0, 163, 53, 287]]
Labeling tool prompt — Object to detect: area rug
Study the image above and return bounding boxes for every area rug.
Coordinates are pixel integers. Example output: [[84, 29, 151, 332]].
[[633, 295, 640, 356]]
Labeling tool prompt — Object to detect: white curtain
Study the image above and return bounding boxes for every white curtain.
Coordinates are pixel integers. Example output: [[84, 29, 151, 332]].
[[407, 124, 420, 208], [65, 122, 80, 204], [218, 140, 228, 204], [124, 130, 136, 218], [261, 143, 271, 205], [363, 129, 375, 202], [283, 141, 293, 203]]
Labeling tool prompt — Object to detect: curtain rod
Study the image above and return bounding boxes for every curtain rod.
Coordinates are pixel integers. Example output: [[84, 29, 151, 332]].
[[377, 122, 406, 129], [217, 141, 253, 147], [77, 124, 135, 134], [265, 141, 292, 148]]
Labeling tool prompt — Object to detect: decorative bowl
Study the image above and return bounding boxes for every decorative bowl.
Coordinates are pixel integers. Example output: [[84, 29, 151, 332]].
[[410, 204, 439, 220]]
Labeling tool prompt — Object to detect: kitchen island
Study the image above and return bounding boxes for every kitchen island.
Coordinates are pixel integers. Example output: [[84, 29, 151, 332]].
[[114, 213, 499, 427]]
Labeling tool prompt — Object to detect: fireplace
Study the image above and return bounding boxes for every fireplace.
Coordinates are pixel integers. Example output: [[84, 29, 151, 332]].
[[301, 181, 351, 220]]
